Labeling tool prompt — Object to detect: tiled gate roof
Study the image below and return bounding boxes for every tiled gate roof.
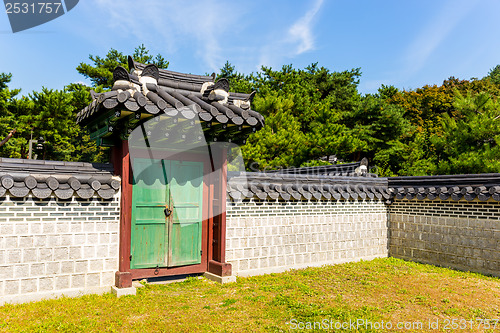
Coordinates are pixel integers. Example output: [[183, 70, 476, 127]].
[[77, 56, 264, 146]]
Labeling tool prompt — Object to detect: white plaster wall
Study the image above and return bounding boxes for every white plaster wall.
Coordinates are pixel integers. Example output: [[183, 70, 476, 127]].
[[226, 199, 389, 276], [0, 194, 120, 305]]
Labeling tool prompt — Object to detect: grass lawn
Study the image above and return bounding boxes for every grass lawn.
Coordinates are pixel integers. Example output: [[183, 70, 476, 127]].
[[0, 258, 499, 332]]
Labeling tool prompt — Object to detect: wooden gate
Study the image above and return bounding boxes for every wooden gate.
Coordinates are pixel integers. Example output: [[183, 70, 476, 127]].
[[130, 158, 203, 269]]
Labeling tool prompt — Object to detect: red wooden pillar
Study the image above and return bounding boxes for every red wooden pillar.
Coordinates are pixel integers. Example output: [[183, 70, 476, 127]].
[[208, 145, 232, 277], [112, 140, 133, 288]]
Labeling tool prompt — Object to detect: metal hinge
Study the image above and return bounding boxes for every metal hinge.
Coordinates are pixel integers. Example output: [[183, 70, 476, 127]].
[[200, 250, 203, 256], [129, 255, 132, 261]]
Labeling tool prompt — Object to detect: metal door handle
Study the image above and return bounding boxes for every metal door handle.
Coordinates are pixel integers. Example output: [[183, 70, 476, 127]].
[[164, 208, 172, 217]]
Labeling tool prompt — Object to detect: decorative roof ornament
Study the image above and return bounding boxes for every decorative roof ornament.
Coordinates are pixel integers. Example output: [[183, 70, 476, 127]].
[[355, 157, 369, 176], [200, 78, 230, 105]]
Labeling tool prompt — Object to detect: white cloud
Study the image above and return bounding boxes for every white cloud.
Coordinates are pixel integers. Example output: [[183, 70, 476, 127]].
[[288, 0, 324, 55], [66, 0, 324, 75], [87, 0, 244, 71], [258, 0, 324, 69]]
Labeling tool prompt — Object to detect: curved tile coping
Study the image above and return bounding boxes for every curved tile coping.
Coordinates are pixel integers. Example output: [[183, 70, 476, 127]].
[[388, 173, 500, 202], [227, 171, 390, 202], [0, 158, 120, 200]]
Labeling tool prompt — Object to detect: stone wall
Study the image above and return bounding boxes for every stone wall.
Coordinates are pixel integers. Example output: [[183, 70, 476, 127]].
[[388, 199, 500, 277], [226, 199, 388, 276], [0, 194, 120, 305]]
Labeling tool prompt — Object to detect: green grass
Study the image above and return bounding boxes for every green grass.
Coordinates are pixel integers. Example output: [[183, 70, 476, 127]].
[[0, 258, 499, 332]]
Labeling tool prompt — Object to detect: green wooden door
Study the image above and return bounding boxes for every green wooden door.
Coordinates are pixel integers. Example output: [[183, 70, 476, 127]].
[[130, 159, 169, 269], [131, 158, 203, 269], [168, 161, 204, 266]]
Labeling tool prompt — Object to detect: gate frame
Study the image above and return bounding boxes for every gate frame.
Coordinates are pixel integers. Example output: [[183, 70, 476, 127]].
[[112, 140, 231, 288]]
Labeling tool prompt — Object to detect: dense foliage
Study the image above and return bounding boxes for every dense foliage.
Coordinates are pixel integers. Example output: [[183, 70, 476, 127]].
[[219, 63, 500, 175], [1, 46, 499, 175]]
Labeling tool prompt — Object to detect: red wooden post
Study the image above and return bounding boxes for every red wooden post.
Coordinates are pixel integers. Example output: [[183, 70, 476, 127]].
[[219, 148, 228, 264], [114, 140, 133, 288], [208, 145, 232, 277]]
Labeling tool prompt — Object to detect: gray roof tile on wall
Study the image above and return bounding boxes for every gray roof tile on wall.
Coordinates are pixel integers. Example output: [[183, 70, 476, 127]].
[[0, 157, 119, 200], [228, 171, 500, 203], [227, 171, 389, 202], [388, 174, 500, 202]]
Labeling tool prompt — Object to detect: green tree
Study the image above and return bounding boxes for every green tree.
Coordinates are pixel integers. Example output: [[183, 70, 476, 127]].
[[377, 84, 399, 100], [244, 92, 308, 169], [27, 86, 106, 162], [0, 75, 106, 162], [486, 65, 500, 85], [430, 90, 500, 174], [344, 94, 412, 176], [239, 63, 363, 169], [383, 76, 500, 175], [0, 73, 23, 157]]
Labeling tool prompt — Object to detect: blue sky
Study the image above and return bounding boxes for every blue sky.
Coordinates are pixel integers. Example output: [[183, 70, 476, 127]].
[[1, 0, 500, 96]]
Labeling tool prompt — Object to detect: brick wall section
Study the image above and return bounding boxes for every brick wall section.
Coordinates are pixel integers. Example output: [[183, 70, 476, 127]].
[[388, 199, 500, 277], [0, 194, 120, 304], [226, 199, 388, 276]]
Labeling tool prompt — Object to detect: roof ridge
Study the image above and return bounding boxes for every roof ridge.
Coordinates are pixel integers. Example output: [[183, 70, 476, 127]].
[[135, 62, 213, 83]]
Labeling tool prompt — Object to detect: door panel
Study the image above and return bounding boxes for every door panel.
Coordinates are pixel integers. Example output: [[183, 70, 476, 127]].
[[131, 158, 204, 269], [168, 161, 204, 266], [131, 159, 169, 269]]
